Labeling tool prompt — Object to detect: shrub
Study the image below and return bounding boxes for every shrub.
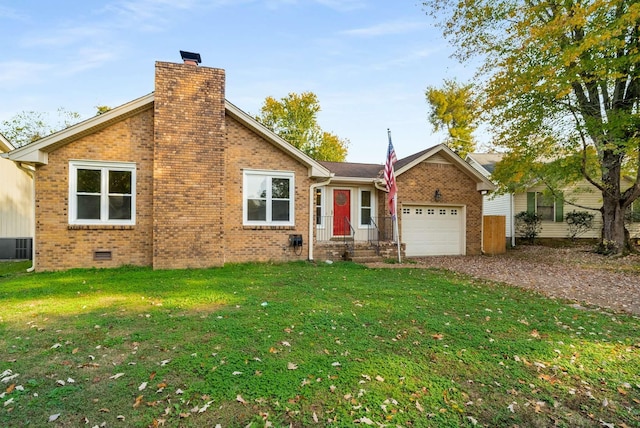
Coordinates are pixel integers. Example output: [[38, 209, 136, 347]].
[[514, 211, 542, 243], [565, 211, 595, 241]]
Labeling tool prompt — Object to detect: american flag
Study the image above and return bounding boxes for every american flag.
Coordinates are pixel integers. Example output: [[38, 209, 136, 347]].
[[384, 130, 397, 217]]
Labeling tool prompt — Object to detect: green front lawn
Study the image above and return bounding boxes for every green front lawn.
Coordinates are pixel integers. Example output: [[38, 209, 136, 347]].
[[0, 262, 638, 427]]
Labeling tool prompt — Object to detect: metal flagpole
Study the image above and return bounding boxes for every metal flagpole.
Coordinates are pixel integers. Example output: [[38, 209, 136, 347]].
[[394, 195, 401, 263]]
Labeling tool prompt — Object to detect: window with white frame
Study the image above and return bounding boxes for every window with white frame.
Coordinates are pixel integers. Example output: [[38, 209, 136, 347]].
[[69, 160, 136, 225], [243, 170, 294, 225], [315, 188, 324, 227], [360, 190, 372, 226]]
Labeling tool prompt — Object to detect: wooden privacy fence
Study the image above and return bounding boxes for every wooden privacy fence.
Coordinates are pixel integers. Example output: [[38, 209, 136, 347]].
[[483, 215, 506, 255]]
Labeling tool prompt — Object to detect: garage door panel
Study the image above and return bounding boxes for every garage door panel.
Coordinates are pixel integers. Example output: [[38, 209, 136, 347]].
[[402, 206, 463, 256]]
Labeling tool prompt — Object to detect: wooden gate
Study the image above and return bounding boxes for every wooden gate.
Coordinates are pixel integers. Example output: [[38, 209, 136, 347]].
[[483, 215, 506, 255]]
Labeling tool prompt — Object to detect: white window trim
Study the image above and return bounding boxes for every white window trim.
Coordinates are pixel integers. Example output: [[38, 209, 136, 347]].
[[315, 187, 325, 229], [69, 160, 136, 226], [243, 169, 295, 226], [358, 188, 375, 228]]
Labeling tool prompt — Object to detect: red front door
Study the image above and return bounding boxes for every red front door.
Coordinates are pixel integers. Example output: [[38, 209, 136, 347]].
[[333, 189, 351, 236]]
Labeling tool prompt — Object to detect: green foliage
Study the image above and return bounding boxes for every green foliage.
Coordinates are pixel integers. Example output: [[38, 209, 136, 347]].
[[0, 108, 81, 148], [514, 211, 542, 243], [255, 92, 349, 161], [1, 262, 639, 426], [425, 79, 478, 157], [423, 0, 640, 253], [95, 105, 112, 115], [565, 211, 595, 241]]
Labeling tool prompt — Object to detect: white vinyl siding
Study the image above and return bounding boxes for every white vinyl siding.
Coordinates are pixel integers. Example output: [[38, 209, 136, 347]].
[[483, 192, 513, 239], [514, 183, 601, 238], [0, 156, 32, 238]]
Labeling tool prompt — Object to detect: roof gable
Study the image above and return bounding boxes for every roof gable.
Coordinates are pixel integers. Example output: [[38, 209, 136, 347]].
[[4, 94, 331, 178]]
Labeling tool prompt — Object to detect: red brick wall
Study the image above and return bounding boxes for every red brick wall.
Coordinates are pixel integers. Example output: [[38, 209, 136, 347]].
[[35, 109, 154, 271], [153, 62, 226, 269]]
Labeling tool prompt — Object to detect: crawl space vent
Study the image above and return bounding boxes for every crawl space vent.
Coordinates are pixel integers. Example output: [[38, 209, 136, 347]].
[[94, 251, 113, 261]]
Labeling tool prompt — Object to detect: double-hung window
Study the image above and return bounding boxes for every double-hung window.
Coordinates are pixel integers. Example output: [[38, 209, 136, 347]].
[[69, 160, 136, 225], [360, 190, 372, 226], [243, 170, 294, 226], [527, 191, 563, 222], [315, 188, 324, 227]]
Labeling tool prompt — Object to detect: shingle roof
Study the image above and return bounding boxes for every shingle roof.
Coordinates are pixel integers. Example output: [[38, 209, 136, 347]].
[[319, 161, 383, 179], [320, 145, 442, 179]]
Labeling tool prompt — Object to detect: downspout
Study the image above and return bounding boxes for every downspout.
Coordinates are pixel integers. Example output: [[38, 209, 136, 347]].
[[308, 176, 333, 261], [16, 163, 36, 272], [510, 193, 516, 247]]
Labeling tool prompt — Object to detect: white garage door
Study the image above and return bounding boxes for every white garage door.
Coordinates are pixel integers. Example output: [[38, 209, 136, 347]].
[[402, 206, 464, 256]]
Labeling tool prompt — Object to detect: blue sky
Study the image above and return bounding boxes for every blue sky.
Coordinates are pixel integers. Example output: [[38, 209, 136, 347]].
[[0, 0, 480, 163]]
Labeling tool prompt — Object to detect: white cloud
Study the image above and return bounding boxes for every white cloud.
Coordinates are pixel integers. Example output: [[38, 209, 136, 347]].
[[0, 5, 28, 21], [0, 61, 52, 88], [21, 25, 110, 48], [314, 0, 366, 12], [341, 20, 426, 37]]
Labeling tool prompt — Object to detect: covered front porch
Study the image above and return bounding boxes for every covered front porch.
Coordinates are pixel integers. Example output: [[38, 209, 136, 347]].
[[314, 215, 404, 262]]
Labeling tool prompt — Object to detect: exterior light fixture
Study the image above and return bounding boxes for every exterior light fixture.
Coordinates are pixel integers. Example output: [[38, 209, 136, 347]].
[[434, 189, 442, 202]]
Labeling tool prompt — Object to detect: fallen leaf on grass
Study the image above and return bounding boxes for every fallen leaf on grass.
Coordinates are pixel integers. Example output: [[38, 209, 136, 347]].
[[313, 412, 319, 423], [198, 401, 213, 413], [432, 333, 444, 340], [51, 343, 62, 349], [109, 373, 125, 380], [237, 394, 246, 404], [48, 413, 60, 422], [5, 384, 15, 394], [99, 408, 110, 413], [133, 395, 143, 408], [375, 375, 384, 382], [355, 416, 374, 425], [416, 401, 424, 412], [138, 382, 147, 391], [287, 362, 298, 370]]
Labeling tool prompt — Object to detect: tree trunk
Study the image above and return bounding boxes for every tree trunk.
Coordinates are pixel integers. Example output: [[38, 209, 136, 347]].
[[600, 193, 628, 254], [599, 150, 627, 254]]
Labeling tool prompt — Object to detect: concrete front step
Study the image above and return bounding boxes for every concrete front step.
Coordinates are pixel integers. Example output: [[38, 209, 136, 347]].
[[351, 256, 384, 263]]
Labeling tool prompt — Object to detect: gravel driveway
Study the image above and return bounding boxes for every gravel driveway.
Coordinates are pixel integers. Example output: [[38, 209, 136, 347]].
[[368, 245, 640, 315]]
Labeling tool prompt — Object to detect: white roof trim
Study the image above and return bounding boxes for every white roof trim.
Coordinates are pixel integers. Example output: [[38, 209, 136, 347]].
[[225, 100, 331, 178], [465, 154, 492, 178], [6, 93, 155, 164], [5, 93, 332, 178], [0, 133, 15, 152], [397, 144, 495, 192]]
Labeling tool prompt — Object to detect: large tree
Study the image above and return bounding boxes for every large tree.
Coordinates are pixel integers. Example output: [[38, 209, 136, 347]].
[[1, 108, 81, 148], [256, 92, 349, 162], [424, 0, 640, 254], [425, 79, 479, 157]]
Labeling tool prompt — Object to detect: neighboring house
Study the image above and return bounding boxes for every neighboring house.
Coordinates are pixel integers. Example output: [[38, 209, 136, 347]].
[[467, 152, 640, 243], [4, 55, 493, 271], [466, 153, 515, 247], [0, 133, 33, 259]]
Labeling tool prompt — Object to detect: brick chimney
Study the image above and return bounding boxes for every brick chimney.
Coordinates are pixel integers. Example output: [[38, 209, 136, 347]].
[[152, 54, 226, 269]]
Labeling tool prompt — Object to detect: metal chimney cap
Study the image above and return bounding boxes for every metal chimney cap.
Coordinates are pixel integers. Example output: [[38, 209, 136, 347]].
[[180, 51, 201, 64]]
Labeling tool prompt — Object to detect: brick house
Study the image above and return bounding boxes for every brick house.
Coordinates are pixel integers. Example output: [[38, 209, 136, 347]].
[[4, 56, 493, 271]]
